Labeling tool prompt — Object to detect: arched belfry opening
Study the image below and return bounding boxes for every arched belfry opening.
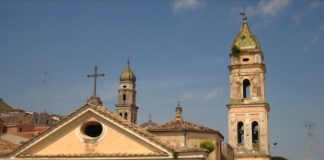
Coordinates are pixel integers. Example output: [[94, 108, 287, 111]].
[[243, 79, 251, 99], [252, 121, 259, 144], [124, 112, 128, 120], [237, 121, 244, 144]]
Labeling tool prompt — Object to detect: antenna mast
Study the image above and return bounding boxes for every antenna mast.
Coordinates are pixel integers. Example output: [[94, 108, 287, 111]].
[[305, 122, 315, 160], [42, 71, 48, 86]]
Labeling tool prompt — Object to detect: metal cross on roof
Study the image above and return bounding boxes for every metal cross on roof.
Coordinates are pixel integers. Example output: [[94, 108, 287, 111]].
[[87, 66, 105, 97]]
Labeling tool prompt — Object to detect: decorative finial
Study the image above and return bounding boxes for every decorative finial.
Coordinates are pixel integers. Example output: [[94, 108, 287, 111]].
[[240, 0, 247, 21], [127, 58, 130, 66], [148, 114, 152, 122], [175, 100, 183, 121], [177, 97, 180, 107], [87, 66, 105, 97]]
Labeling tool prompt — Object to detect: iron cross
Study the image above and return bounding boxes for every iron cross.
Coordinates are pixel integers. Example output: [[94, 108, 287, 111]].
[[87, 66, 105, 97]]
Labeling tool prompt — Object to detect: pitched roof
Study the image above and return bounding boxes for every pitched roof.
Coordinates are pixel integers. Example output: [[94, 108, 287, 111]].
[[7, 97, 178, 158], [0, 133, 29, 145], [145, 102, 224, 139], [0, 139, 19, 156], [145, 119, 224, 138], [17, 152, 167, 158], [140, 121, 158, 129], [0, 99, 13, 113], [174, 147, 207, 153]]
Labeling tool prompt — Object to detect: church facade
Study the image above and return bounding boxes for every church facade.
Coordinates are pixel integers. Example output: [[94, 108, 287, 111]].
[[0, 15, 270, 160]]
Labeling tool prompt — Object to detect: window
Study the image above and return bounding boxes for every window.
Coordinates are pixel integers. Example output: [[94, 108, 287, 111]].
[[243, 79, 251, 98], [252, 121, 259, 144], [119, 112, 122, 117], [123, 94, 126, 101], [243, 58, 249, 62], [81, 121, 103, 138], [3, 126, 7, 133], [237, 121, 244, 144], [124, 112, 128, 120]]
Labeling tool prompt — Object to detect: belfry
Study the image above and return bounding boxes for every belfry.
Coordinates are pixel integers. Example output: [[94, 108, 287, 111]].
[[115, 60, 138, 124], [227, 14, 270, 160]]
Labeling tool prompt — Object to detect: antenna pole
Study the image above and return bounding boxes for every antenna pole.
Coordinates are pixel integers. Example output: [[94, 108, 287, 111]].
[[305, 122, 315, 160]]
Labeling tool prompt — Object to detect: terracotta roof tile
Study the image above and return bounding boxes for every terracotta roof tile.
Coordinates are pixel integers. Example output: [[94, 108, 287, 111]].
[[174, 147, 207, 153], [0, 139, 20, 156], [18, 152, 168, 158], [146, 119, 223, 138]]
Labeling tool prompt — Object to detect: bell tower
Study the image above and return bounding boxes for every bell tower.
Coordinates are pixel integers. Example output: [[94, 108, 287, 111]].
[[115, 61, 138, 124], [227, 14, 270, 160]]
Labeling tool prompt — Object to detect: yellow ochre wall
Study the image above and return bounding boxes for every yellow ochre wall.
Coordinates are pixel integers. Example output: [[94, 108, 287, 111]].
[[21, 110, 162, 155]]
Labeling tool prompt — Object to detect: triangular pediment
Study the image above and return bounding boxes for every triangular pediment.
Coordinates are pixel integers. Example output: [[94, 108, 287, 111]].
[[10, 103, 173, 159]]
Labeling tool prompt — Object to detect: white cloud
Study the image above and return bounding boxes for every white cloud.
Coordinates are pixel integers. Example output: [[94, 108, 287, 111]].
[[291, 12, 304, 25], [303, 24, 324, 53], [311, 24, 324, 43], [172, 0, 206, 13], [181, 87, 224, 101], [182, 92, 196, 100], [204, 87, 224, 100], [235, 0, 289, 18], [309, 0, 324, 8], [257, 0, 289, 17]]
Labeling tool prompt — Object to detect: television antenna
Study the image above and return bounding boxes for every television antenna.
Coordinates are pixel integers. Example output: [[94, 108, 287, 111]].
[[305, 122, 315, 160], [42, 71, 48, 86]]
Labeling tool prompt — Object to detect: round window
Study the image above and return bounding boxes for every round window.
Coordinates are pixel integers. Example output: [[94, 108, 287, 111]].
[[81, 121, 103, 138], [243, 58, 249, 62]]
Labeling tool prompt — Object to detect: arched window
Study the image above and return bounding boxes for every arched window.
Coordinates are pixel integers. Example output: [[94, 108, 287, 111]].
[[252, 121, 259, 144], [123, 94, 126, 101], [243, 79, 251, 98], [124, 112, 128, 120], [119, 112, 122, 117], [237, 121, 244, 144]]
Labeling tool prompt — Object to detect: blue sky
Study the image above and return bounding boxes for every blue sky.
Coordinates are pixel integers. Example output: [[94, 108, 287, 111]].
[[0, 0, 324, 159]]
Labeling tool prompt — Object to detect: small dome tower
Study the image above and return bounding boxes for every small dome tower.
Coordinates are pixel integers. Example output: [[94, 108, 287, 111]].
[[120, 61, 136, 82], [115, 60, 138, 124]]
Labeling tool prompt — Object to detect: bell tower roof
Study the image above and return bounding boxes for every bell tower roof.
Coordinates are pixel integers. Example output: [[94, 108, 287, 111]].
[[120, 60, 136, 82], [231, 15, 261, 53]]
